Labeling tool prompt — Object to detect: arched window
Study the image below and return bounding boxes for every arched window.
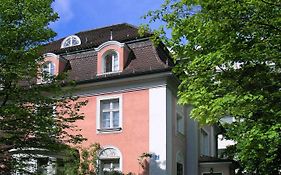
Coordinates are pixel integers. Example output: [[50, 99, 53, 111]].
[[102, 51, 119, 73], [61, 35, 81, 48], [99, 147, 121, 173]]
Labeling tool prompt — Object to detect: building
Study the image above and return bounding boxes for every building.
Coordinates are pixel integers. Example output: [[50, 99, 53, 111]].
[[28, 23, 233, 174]]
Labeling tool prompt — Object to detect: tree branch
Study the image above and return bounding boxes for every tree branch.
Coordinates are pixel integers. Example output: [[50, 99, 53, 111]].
[[260, 0, 281, 7], [255, 22, 281, 32], [0, 82, 12, 108]]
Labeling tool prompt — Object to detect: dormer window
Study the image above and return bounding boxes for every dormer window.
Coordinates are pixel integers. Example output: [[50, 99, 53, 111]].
[[95, 41, 129, 75], [61, 35, 81, 48], [103, 50, 119, 73]]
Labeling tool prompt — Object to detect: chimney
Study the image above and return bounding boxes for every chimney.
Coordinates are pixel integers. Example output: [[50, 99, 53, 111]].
[[110, 29, 113, 40]]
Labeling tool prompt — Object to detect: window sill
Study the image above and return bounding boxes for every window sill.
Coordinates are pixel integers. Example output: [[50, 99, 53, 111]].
[[37, 79, 54, 85], [97, 71, 121, 76], [97, 127, 122, 133]]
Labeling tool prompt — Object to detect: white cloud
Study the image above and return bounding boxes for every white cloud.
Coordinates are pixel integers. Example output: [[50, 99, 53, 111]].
[[53, 0, 74, 23]]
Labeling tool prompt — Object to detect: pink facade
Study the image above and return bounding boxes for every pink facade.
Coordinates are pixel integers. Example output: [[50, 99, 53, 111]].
[[76, 90, 149, 174]]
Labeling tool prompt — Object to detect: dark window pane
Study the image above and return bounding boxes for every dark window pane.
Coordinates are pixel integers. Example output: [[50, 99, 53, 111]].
[[105, 54, 113, 72], [177, 163, 183, 175]]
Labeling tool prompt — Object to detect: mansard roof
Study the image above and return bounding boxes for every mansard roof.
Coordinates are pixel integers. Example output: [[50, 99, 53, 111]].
[[43, 23, 173, 84]]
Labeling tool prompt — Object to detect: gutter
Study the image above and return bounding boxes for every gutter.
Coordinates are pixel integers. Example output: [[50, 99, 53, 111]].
[[74, 67, 172, 86]]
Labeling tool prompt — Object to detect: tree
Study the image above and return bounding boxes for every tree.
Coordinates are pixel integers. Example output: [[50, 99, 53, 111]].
[[0, 0, 86, 173], [144, 0, 281, 174]]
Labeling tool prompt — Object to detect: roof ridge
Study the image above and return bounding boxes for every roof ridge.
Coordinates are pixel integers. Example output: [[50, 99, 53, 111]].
[[53, 23, 138, 42], [75, 23, 137, 35], [44, 23, 153, 54]]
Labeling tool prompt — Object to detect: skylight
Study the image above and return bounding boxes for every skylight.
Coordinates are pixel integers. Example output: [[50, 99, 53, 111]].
[[61, 35, 81, 48]]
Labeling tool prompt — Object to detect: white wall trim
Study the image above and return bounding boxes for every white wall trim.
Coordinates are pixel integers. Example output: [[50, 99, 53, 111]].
[[43, 53, 59, 59], [95, 41, 125, 52], [200, 162, 232, 165], [149, 87, 167, 174]]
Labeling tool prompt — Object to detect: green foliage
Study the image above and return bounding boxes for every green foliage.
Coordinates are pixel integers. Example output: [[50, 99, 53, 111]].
[[56, 146, 80, 175], [0, 0, 86, 173], [145, 0, 281, 174], [79, 143, 102, 175]]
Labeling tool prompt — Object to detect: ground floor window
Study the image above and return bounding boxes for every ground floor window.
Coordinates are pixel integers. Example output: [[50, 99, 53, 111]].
[[99, 147, 121, 174], [13, 155, 56, 175], [100, 158, 120, 174], [176, 151, 184, 175], [177, 162, 183, 175]]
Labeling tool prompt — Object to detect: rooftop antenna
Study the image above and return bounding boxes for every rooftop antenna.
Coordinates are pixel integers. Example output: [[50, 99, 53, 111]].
[[110, 29, 113, 40]]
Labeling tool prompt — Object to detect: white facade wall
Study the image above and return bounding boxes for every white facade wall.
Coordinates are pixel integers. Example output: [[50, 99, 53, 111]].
[[149, 86, 167, 175]]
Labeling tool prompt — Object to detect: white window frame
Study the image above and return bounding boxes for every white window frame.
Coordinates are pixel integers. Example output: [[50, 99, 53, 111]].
[[200, 128, 210, 156], [96, 95, 122, 133], [42, 62, 55, 76], [61, 35, 81, 48], [102, 50, 120, 74], [40, 61, 55, 84]]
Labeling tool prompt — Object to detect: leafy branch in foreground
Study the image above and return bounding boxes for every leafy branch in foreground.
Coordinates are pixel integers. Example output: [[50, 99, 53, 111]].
[[0, 0, 87, 173], [144, 0, 281, 174]]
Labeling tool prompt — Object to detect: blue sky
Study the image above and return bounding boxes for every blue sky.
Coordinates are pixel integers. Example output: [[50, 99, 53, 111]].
[[51, 0, 164, 39]]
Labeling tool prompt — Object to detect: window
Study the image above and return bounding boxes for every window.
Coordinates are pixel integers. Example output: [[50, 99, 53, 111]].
[[61, 35, 81, 48], [41, 62, 55, 83], [200, 129, 210, 156], [176, 151, 184, 175], [97, 96, 122, 132], [103, 51, 119, 73], [42, 62, 55, 76], [95, 41, 127, 75], [176, 104, 185, 135], [99, 148, 121, 174], [36, 157, 50, 174], [177, 163, 183, 175], [101, 99, 119, 129], [12, 154, 56, 175]]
